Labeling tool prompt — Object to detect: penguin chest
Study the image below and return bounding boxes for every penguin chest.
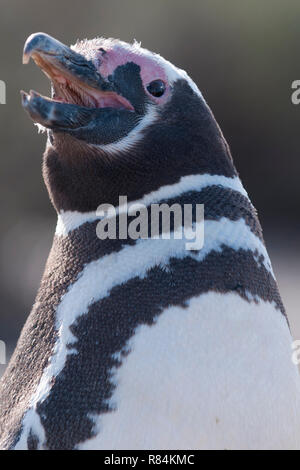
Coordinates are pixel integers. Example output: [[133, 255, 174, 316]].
[[80, 291, 300, 450]]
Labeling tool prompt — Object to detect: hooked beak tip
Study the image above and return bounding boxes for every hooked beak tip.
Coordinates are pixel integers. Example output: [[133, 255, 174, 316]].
[[22, 32, 65, 66], [22, 32, 111, 92], [22, 32, 45, 64]]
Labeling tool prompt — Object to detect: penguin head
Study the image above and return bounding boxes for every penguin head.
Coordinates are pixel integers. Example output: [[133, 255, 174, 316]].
[[22, 32, 235, 212]]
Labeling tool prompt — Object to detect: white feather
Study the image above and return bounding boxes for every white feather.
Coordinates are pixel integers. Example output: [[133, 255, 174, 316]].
[[79, 292, 300, 450]]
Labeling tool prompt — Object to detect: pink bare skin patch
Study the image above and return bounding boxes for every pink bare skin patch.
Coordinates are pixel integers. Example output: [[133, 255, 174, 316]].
[[93, 43, 172, 106]]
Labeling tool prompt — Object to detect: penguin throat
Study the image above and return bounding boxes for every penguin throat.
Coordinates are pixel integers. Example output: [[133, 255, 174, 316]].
[[51, 78, 134, 111]]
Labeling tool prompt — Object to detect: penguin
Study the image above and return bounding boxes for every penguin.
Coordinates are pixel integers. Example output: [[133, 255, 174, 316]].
[[0, 32, 299, 450]]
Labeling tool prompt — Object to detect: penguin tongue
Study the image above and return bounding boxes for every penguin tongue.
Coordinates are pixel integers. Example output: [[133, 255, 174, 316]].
[[50, 80, 133, 110]]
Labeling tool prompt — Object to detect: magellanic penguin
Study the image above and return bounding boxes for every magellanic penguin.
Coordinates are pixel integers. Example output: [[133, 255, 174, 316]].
[[0, 32, 300, 450]]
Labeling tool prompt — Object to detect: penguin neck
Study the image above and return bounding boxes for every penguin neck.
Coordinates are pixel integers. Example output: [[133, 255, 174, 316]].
[[54, 172, 249, 236], [49, 170, 265, 300]]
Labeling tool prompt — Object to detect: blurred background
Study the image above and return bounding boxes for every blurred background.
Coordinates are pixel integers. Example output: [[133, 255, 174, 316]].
[[0, 0, 299, 375]]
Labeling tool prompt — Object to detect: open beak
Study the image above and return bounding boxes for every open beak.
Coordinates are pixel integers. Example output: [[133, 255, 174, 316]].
[[21, 32, 134, 132]]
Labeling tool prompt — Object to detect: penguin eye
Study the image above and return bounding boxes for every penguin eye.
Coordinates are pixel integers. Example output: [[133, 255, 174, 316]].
[[146, 79, 166, 97]]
